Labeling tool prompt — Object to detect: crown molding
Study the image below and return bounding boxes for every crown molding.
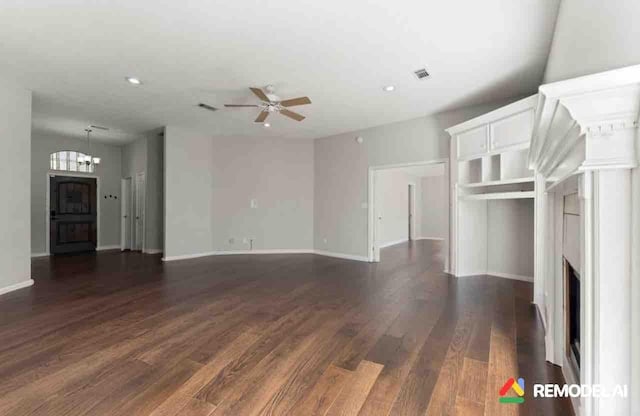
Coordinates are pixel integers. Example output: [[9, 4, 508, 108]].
[[529, 65, 640, 187]]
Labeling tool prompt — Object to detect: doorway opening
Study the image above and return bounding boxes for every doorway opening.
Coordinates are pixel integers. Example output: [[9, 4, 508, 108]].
[[368, 159, 449, 264], [47, 174, 98, 255]]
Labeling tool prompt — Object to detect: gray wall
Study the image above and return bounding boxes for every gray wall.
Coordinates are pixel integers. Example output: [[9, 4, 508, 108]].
[[313, 101, 510, 258], [121, 135, 147, 178], [0, 78, 31, 290], [164, 126, 314, 259], [31, 132, 122, 254], [164, 126, 214, 258], [487, 199, 535, 277], [421, 174, 447, 239], [543, 0, 640, 83], [145, 133, 164, 251]]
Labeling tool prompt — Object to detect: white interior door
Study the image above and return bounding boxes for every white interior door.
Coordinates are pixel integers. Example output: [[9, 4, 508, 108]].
[[373, 171, 382, 262], [121, 178, 132, 250], [134, 172, 145, 251], [408, 184, 415, 240]]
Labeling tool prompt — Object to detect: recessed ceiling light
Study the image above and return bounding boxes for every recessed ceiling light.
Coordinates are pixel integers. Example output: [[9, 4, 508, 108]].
[[263, 122, 271, 127], [125, 77, 142, 85], [383, 85, 395, 92]]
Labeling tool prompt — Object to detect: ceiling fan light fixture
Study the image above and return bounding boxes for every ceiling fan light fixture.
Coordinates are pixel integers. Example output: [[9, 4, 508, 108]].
[[383, 85, 395, 92], [125, 76, 142, 85]]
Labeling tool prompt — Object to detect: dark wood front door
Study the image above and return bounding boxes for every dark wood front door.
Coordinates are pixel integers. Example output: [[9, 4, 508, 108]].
[[50, 176, 97, 254]]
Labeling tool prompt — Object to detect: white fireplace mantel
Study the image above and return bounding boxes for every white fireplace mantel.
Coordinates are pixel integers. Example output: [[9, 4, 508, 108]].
[[530, 65, 640, 187], [530, 65, 640, 416]]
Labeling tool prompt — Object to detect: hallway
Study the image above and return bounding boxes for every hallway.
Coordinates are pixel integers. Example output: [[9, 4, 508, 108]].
[[0, 242, 572, 415]]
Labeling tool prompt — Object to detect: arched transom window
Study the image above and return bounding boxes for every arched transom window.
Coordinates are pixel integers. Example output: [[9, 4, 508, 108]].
[[50, 151, 95, 173]]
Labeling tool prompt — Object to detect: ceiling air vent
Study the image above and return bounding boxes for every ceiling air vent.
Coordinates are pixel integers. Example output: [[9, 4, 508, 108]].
[[413, 68, 430, 80], [197, 103, 218, 112]]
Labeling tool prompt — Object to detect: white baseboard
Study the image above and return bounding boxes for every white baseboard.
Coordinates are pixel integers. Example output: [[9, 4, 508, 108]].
[[162, 249, 314, 262], [379, 239, 408, 248], [162, 249, 369, 263], [214, 249, 314, 256], [487, 271, 534, 282], [454, 271, 487, 277], [97, 245, 121, 251], [415, 236, 445, 241], [31, 252, 49, 258], [143, 248, 163, 254], [162, 251, 219, 261], [0, 279, 34, 296], [453, 271, 534, 282], [313, 250, 369, 262]]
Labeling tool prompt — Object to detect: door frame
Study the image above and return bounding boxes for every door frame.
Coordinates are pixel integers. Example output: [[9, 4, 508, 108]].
[[120, 177, 133, 250], [368, 158, 448, 264], [45, 172, 100, 256]]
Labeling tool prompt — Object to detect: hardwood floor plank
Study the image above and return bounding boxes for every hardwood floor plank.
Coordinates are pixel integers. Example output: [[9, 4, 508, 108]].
[[455, 396, 485, 416], [325, 360, 384, 416], [175, 398, 216, 416], [209, 306, 353, 415], [387, 281, 461, 416], [149, 331, 259, 416], [256, 314, 368, 416], [483, 279, 518, 416], [424, 307, 476, 416], [457, 358, 489, 406], [0, 241, 574, 416], [356, 300, 442, 416], [287, 365, 352, 416], [194, 306, 315, 406]]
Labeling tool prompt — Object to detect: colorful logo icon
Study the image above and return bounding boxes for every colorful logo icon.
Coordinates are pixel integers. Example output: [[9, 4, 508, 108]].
[[499, 377, 525, 404]]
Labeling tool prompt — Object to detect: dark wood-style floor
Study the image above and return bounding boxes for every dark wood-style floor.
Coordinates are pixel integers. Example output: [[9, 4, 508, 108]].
[[0, 241, 573, 416]]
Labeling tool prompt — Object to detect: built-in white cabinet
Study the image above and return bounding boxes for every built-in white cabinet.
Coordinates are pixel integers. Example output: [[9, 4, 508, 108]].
[[457, 125, 488, 159], [447, 95, 537, 280], [489, 109, 534, 151]]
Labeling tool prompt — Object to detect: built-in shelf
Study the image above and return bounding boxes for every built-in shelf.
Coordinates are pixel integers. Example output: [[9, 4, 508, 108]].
[[458, 177, 535, 188], [461, 191, 535, 200]]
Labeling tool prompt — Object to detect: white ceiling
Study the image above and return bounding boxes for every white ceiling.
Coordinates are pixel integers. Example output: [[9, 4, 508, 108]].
[[0, 0, 560, 143]]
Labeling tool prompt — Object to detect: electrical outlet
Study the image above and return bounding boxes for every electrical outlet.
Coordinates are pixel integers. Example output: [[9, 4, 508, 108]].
[[323, 238, 328, 244], [250, 199, 258, 209]]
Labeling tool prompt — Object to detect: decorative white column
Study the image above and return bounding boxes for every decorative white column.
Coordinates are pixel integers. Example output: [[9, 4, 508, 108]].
[[588, 168, 632, 415], [529, 65, 640, 416]]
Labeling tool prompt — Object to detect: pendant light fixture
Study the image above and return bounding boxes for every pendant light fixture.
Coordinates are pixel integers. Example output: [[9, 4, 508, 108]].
[[78, 127, 101, 167]]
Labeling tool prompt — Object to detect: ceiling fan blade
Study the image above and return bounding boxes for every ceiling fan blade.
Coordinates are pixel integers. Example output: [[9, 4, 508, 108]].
[[280, 97, 311, 107], [280, 108, 305, 122], [250, 87, 270, 102], [224, 104, 260, 107], [255, 111, 269, 123]]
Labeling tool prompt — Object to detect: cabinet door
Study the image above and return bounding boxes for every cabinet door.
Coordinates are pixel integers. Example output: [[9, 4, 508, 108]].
[[457, 126, 488, 159], [489, 109, 534, 151]]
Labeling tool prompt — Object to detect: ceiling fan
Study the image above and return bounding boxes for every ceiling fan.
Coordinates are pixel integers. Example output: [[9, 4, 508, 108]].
[[224, 85, 311, 123]]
